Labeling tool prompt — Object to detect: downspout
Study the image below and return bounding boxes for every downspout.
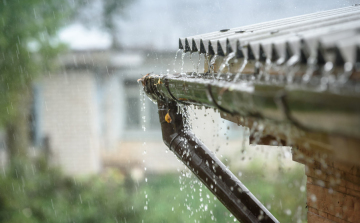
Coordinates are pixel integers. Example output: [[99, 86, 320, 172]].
[[141, 77, 279, 223]]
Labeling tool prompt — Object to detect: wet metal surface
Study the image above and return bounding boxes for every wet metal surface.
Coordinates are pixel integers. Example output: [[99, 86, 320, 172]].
[[179, 6, 360, 66], [141, 72, 360, 139]]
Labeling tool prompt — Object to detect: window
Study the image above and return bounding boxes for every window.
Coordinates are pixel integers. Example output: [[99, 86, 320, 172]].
[[123, 79, 160, 140]]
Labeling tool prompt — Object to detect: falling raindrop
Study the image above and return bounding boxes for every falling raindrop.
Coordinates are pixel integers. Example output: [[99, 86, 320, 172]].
[[210, 55, 218, 76], [173, 49, 181, 73], [284, 209, 292, 215], [233, 58, 248, 82], [181, 51, 186, 74], [197, 53, 202, 74], [218, 52, 235, 78]]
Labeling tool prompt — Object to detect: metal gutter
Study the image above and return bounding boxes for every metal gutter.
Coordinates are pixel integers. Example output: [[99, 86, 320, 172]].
[[141, 72, 360, 139]]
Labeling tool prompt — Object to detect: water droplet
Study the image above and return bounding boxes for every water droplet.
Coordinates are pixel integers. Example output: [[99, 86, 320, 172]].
[[300, 185, 305, 192], [181, 51, 186, 74], [284, 209, 292, 215], [310, 194, 317, 202], [173, 49, 181, 73]]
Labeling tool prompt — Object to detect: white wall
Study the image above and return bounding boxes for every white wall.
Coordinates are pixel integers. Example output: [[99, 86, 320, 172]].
[[41, 71, 101, 175]]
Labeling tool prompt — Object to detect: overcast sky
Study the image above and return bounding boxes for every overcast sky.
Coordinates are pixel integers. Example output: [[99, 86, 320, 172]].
[[59, 0, 356, 51]]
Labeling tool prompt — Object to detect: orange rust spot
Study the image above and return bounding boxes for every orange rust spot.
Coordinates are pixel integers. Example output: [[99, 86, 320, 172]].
[[137, 73, 150, 86], [154, 78, 163, 85], [178, 98, 188, 101], [165, 110, 172, 123]]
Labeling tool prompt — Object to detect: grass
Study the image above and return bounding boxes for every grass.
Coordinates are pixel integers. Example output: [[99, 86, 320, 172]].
[[135, 161, 307, 223], [0, 158, 307, 223]]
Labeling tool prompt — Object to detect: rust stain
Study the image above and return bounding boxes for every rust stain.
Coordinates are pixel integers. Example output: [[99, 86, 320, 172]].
[[154, 77, 163, 86], [137, 73, 150, 86], [165, 110, 172, 123]]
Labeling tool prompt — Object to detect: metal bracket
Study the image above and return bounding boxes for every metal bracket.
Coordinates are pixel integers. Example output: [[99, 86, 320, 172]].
[[206, 84, 233, 115], [275, 90, 308, 131], [164, 78, 185, 104]]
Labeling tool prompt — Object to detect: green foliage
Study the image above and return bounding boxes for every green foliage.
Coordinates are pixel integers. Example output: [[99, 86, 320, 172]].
[[135, 163, 307, 223], [0, 159, 141, 223], [0, 0, 135, 125], [135, 172, 234, 223], [76, 0, 134, 31], [0, 0, 134, 160], [0, 157, 306, 223], [237, 164, 307, 223], [75, 0, 134, 48], [0, 0, 71, 126]]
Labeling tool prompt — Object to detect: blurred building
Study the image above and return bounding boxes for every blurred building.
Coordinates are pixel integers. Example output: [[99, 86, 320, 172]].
[[30, 49, 196, 175]]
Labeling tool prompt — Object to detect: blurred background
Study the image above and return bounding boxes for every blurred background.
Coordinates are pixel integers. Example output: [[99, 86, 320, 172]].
[[0, 0, 356, 222]]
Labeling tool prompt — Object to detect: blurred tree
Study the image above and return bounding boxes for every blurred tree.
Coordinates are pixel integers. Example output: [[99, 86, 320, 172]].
[[0, 158, 142, 222], [76, 0, 134, 49], [0, 0, 132, 162], [0, 0, 72, 161]]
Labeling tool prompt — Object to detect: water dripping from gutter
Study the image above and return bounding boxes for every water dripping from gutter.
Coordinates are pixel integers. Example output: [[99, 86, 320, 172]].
[[173, 49, 181, 73], [196, 53, 202, 75], [210, 54, 218, 79], [217, 52, 236, 79], [233, 58, 248, 83], [181, 51, 186, 74], [302, 57, 316, 84]]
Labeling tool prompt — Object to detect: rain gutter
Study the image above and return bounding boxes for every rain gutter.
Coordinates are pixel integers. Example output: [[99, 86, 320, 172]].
[[142, 72, 360, 139], [139, 71, 360, 221], [144, 90, 279, 223]]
